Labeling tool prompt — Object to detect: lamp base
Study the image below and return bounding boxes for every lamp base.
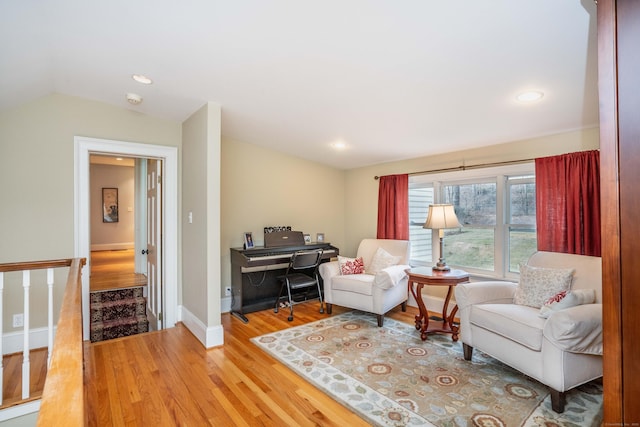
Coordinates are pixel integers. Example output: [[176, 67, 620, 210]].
[[432, 262, 450, 272]]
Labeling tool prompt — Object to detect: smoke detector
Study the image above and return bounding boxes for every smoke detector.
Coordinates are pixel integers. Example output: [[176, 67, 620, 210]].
[[126, 93, 143, 105]]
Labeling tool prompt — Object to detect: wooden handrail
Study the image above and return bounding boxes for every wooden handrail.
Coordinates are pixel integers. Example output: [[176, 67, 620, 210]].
[[0, 259, 80, 273], [36, 257, 86, 426]]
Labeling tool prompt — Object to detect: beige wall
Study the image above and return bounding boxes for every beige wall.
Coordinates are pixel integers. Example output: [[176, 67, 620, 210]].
[[0, 93, 181, 332], [90, 163, 135, 249], [220, 138, 347, 292], [182, 102, 222, 330]]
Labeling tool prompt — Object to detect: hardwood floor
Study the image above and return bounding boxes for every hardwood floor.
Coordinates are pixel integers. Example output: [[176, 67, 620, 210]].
[[90, 249, 147, 292], [1, 348, 48, 409], [84, 302, 422, 426]]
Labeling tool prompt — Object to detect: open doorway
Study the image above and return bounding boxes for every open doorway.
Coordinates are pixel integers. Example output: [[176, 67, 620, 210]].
[[88, 155, 156, 341], [74, 136, 178, 341]]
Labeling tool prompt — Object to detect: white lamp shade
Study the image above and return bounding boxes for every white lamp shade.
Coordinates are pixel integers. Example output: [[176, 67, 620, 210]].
[[423, 204, 461, 230]]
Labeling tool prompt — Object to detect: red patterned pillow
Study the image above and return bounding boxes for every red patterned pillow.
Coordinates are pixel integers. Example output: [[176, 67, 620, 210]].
[[338, 256, 365, 275], [545, 290, 568, 305]]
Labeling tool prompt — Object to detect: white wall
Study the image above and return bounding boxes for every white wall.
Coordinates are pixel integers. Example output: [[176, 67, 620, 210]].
[[90, 163, 135, 250]]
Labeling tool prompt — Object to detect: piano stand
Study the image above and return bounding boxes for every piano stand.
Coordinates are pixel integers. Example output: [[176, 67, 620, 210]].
[[231, 311, 249, 324]]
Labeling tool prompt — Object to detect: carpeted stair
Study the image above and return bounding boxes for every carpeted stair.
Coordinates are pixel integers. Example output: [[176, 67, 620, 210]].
[[90, 287, 149, 342]]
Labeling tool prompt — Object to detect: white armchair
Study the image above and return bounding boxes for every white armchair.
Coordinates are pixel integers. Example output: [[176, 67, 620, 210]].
[[319, 239, 410, 326], [454, 251, 602, 413]]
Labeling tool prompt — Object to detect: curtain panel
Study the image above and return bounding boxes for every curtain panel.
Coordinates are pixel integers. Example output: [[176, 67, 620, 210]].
[[535, 150, 601, 257], [376, 174, 409, 240]]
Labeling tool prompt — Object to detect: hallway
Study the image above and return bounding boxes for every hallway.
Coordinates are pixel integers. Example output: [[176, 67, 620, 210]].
[[90, 249, 146, 291]]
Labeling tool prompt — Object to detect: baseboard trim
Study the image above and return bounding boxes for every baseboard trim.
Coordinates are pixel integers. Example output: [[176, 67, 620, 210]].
[[0, 400, 40, 422], [179, 305, 224, 349], [221, 296, 231, 313], [3, 327, 56, 355], [406, 294, 455, 318], [90, 243, 135, 251]]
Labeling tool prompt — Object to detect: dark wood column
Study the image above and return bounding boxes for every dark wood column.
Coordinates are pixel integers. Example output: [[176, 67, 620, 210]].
[[598, 0, 640, 423]]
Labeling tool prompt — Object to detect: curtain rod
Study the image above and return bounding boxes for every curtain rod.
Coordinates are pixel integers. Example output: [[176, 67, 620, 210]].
[[373, 157, 536, 180]]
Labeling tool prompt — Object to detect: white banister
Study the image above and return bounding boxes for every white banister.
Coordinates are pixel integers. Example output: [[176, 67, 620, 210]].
[[22, 270, 30, 400], [47, 268, 54, 368], [0, 258, 83, 410]]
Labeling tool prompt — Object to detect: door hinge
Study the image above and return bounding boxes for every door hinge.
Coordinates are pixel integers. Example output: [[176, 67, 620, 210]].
[[158, 312, 163, 321], [157, 175, 162, 184]]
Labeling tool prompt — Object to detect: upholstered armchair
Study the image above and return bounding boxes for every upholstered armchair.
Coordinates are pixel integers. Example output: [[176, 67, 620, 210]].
[[454, 251, 603, 413], [319, 239, 411, 326]]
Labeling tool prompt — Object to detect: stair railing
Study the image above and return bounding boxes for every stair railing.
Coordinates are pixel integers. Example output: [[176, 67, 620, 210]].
[[0, 258, 85, 424]]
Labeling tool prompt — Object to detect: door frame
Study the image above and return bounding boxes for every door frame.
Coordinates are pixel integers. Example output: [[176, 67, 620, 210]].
[[74, 136, 178, 340]]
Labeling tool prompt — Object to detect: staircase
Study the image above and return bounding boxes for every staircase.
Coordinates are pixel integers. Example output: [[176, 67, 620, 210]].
[[90, 286, 149, 342]]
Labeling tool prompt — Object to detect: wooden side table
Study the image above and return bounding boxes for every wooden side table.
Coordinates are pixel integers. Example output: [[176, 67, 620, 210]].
[[407, 267, 470, 341]]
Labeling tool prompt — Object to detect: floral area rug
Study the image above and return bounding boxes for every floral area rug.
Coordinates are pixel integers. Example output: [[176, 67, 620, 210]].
[[251, 311, 602, 427]]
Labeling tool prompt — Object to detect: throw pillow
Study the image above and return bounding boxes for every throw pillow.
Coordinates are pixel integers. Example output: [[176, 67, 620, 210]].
[[367, 247, 402, 275], [539, 288, 597, 318], [338, 256, 364, 275], [514, 264, 574, 308]]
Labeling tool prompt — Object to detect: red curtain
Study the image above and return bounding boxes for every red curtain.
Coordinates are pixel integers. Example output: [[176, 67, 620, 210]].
[[376, 174, 409, 240], [535, 150, 601, 256]]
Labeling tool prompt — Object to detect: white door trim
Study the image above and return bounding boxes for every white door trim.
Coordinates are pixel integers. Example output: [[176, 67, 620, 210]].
[[74, 136, 178, 340]]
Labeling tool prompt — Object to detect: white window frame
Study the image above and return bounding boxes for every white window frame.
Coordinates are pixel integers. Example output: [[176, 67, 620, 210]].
[[409, 162, 535, 280]]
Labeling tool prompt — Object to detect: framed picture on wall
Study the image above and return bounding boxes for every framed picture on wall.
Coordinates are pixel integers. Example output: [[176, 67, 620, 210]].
[[316, 233, 325, 243], [102, 187, 119, 223]]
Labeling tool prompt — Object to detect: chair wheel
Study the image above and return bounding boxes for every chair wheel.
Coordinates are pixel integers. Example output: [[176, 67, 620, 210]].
[[320, 308, 324, 314], [287, 316, 293, 321], [274, 307, 279, 313]]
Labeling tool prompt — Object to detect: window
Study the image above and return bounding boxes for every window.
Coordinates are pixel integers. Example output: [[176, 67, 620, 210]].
[[408, 164, 536, 279]]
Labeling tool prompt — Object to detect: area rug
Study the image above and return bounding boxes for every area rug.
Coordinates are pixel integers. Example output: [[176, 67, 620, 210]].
[[251, 311, 602, 427]]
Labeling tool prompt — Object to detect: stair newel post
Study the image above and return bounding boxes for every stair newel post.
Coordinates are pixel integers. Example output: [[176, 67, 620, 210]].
[[0, 272, 4, 405], [22, 270, 30, 400], [47, 268, 54, 367]]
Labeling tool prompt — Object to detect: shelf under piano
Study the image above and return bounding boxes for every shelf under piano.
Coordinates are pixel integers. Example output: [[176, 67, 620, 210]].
[[229, 232, 339, 322]]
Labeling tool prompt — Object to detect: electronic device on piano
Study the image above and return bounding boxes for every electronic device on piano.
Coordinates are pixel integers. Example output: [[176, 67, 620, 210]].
[[229, 230, 339, 322]]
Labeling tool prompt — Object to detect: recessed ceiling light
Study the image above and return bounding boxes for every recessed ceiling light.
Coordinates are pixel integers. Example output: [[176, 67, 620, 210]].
[[516, 91, 544, 102], [331, 140, 347, 150], [132, 74, 153, 85], [116, 157, 123, 161]]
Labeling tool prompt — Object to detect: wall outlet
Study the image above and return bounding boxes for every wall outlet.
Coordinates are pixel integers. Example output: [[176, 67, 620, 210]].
[[13, 313, 24, 328], [225, 286, 232, 297]]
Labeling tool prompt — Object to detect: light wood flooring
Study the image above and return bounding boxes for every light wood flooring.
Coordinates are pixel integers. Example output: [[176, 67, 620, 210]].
[[84, 302, 423, 426], [0, 348, 48, 409], [90, 249, 147, 292]]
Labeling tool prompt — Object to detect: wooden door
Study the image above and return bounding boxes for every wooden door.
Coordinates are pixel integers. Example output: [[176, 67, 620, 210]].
[[146, 159, 163, 330]]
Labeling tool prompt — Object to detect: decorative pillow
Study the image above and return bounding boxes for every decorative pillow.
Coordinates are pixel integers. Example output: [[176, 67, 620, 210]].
[[514, 264, 574, 308], [539, 289, 597, 318], [338, 256, 364, 275], [367, 247, 402, 275]]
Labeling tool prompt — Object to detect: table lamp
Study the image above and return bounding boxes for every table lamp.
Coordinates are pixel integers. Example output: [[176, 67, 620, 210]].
[[423, 204, 461, 271]]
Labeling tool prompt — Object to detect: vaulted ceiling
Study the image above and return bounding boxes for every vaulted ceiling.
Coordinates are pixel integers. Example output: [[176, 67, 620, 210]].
[[0, 1, 598, 169]]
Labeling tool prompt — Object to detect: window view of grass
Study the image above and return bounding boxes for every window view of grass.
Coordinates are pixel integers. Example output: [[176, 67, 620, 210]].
[[443, 228, 537, 273], [444, 228, 495, 270]]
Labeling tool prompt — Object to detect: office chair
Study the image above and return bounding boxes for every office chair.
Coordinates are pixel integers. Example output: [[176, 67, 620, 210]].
[[274, 249, 324, 321]]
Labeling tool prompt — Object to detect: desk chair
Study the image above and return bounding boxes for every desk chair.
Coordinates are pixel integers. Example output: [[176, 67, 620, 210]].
[[274, 249, 324, 321]]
